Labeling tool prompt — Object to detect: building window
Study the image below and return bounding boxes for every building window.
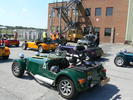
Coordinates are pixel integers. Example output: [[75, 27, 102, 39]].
[[104, 28, 111, 36], [95, 8, 101, 16], [57, 9, 61, 17], [94, 27, 100, 34], [84, 26, 94, 34], [106, 7, 113, 16], [73, 9, 78, 16], [85, 8, 91, 16], [51, 8, 55, 17]]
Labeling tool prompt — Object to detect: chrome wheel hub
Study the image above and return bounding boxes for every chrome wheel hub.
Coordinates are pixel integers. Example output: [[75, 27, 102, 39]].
[[116, 57, 124, 66], [13, 64, 20, 74], [59, 80, 72, 96]]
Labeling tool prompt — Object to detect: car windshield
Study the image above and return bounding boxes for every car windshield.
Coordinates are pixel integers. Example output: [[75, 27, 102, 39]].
[[40, 52, 66, 60], [44, 38, 54, 44]]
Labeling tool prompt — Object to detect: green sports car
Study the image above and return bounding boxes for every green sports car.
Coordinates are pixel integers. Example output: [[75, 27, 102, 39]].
[[12, 52, 109, 99]]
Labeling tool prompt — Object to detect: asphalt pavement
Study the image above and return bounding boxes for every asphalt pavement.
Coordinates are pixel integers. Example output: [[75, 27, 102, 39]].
[[0, 43, 133, 100]]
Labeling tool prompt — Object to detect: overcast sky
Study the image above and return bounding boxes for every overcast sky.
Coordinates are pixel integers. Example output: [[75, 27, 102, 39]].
[[0, 0, 52, 29]]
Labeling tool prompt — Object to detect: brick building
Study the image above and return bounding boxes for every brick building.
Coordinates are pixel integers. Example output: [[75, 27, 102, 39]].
[[48, 0, 133, 43]]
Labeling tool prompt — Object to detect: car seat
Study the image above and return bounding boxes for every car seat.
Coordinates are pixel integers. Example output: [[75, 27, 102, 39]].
[[75, 45, 85, 51]]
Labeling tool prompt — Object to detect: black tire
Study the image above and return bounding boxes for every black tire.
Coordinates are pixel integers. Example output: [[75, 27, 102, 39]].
[[114, 56, 126, 67], [3, 56, 9, 59], [51, 49, 55, 52], [38, 46, 44, 53], [74, 38, 78, 43], [16, 44, 19, 47], [57, 77, 77, 99], [22, 43, 27, 50], [12, 61, 25, 78]]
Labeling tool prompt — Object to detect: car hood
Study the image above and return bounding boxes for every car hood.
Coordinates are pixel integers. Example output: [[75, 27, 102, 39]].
[[124, 52, 133, 56]]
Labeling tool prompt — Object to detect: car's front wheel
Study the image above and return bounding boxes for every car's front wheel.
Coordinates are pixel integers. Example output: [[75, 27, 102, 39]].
[[114, 56, 126, 67], [12, 61, 25, 78], [38, 46, 44, 53], [57, 77, 77, 99]]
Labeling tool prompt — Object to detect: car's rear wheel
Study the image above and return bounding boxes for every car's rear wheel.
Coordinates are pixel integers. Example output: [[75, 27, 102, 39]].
[[22, 43, 27, 50], [12, 61, 24, 78], [38, 46, 44, 53], [57, 77, 77, 99], [114, 56, 125, 67]]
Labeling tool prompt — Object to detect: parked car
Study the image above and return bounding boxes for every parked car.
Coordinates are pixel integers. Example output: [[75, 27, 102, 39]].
[[12, 51, 109, 99], [0, 39, 19, 47], [114, 50, 133, 67], [0, 43, 10, 59], [22, 39, 58, 53], [77, 38, 96, 47], [0, 34, 20, 47], [56, 45, 103, 59]]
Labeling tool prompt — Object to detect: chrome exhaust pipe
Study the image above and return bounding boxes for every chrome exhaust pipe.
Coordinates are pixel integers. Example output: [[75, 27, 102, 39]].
[[34, 75, 54, 85]]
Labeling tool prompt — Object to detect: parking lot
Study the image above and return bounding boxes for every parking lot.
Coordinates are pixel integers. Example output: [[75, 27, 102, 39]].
[[0, 43, 133, 100]]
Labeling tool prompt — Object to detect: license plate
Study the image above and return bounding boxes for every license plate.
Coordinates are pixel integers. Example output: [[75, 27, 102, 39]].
[[100, 77, 110, 86]]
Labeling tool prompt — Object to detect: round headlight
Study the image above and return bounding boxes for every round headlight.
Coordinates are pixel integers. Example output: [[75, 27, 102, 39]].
[[19, 53, 24, 58]]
